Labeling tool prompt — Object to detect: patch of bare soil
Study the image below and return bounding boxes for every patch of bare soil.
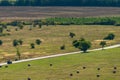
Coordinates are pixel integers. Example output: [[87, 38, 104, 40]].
[[0, 7, 120, 20]]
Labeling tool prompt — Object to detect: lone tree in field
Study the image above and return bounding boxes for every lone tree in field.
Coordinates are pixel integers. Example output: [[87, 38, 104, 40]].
[[16, 47, 21, 60], [13, 39, 19, 47], [100, 41, 106, 49], [73, 38, 91, 53], [0, 40, 3, 45], [104, 33, 115, 40], [36, 39, 42, 45], [0, 27, 3, 33], [18, 39, 23, 45], [60, 44, 65, 50], [30, 43, 35, 49], [69, 32, 76, 38]]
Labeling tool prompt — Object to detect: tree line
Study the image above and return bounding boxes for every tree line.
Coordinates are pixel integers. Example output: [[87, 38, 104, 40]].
[[1, 0, 120, 6]]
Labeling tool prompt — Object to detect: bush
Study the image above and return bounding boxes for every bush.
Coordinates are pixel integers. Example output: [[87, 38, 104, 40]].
[[13, 39, 19, 47], [72, 38, 91, 53], [0, 40, 3, 45], [104, 33, 115, 40], [69, 32, 76, 38], [30, 43, 35, 49], [18, 39, 23, 45], [60, 45, 65, 50], [35, 39, 42, 45]]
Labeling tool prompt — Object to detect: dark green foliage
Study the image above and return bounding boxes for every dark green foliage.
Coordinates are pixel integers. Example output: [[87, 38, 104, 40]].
[[0, 40, 3, 45], [69, 32, 76, 38], [73, 38, 91, 53], [38, 23, 42, 28], [46, 17, 118, 25], [18, 39, 23, 45], [0, 27, 3, 33], [60, 45, 65, 50], [13, 39, 19, 47], [30, 43, 35, 49], [104, 33, 115, 40], [18, 24, 24, 29], [2, 0, 120, 7], [100, 41, 106, 49], [35, 39, 42, 45]]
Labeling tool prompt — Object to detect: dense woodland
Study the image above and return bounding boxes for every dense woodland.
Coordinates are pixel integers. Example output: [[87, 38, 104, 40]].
[[1, 0, 120, 6]]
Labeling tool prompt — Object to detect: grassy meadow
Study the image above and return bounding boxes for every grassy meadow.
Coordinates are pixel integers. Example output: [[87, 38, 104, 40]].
[[0, 48, 120, 80], [0, 25, 120, 62]]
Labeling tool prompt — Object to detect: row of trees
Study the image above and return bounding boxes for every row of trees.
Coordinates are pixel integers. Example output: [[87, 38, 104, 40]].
[[1, 0, 120, 6]]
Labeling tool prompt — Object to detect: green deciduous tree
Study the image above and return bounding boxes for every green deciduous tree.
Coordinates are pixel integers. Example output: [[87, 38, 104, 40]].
[[0, 40, 3, 45], [30, 43, 35, 49], [36, 39, 42, 45], [100, 41, 106, 49], [69, 32, 76, 38], [73, 38, 91, 53], [104, 33, 115, 40]]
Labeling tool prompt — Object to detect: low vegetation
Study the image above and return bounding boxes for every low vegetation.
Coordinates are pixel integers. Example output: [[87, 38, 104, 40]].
[[0, 48, 119, 80]]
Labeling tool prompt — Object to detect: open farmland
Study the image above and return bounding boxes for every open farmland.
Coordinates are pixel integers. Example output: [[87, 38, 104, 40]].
[[0, 25, 120, 62], [0, 48, 120, 80], [1, 7, 120, 20]]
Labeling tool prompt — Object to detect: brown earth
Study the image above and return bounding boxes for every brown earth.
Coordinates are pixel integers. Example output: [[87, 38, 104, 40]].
[[0, 7, 120, 20]]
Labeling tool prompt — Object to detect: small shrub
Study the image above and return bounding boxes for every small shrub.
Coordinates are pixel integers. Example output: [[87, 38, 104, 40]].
[[96, 74, 100, 77], [69, 32, 76, 38], [76, 71, 80, 74], [113, 70, 116, 74], [60, 45, 65, 50], [13, 39, 19, 47], [50, 64, 53, 67], [27, 77, 31, 80], [0, 40, 3, 45], [70, 73, 73, 76], [97, 68, 100, 70], [114, 67, 117, 70], [35, 39, 42, 45], [83, 66, 86, 69], [18, 39, 23, 45], [28, 64, 31, 67], [30, 43, 35, 49], [5, 65, 8, 68]]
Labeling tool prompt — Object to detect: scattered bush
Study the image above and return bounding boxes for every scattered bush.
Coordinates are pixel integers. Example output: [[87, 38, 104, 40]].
[[104, 33, 115, 40], [69, 32, 76, 38], [0, 40, 3, 45], [30, 43, 35, 49], [60, 45, 65, 50], [13, 39, 19, 47], [35, 39, 42, 45]]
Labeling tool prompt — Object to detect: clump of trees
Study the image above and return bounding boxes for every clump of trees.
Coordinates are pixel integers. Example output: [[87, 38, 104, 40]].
[[1, 0, 120, 7], [13, 39, 23, 47], [104, 33, 115, 40], [72, 38, 91, 53]]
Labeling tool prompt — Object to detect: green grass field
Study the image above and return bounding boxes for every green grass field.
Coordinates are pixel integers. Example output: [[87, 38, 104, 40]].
[[0, 25, 120, 62], [0, 48, 120, 80]]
